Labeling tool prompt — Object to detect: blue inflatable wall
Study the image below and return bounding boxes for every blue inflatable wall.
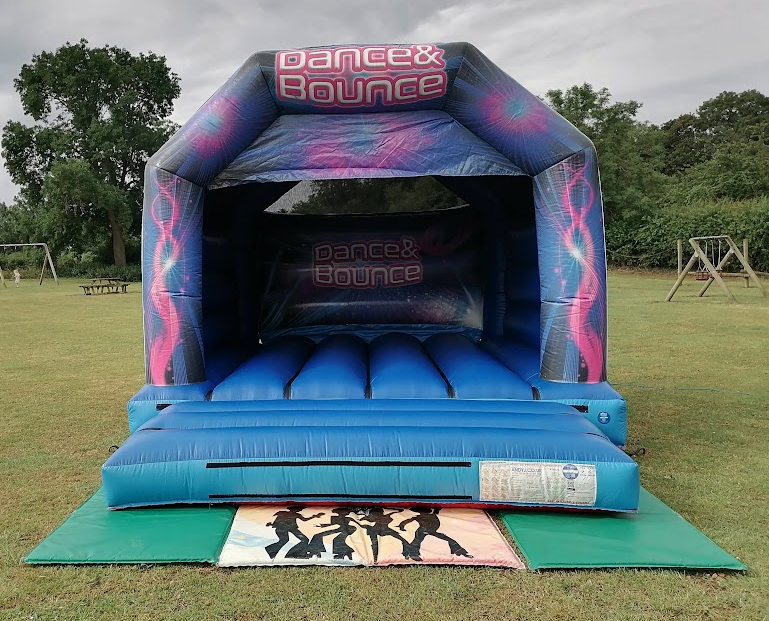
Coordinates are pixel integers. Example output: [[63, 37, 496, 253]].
[[109, 42, 637, 512]]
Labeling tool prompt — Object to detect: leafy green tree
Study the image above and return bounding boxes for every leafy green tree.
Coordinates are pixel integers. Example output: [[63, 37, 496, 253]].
[[697, 89, 769, 146], [661, 90, 769, 176], [659, 113, 709, 176], [668, 141, 769, 204], [546, 84, 641, 133], [0, 201, 27, 243], [0, 194, 113, 264], [1, 39, 180, 265], [292, 177, 464, 215], [545, 83, 667, 225]]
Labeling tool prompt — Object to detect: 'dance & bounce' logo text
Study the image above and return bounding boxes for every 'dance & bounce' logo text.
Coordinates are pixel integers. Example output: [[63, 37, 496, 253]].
[[313, 238, 423, 289], [275, 44, 447, 107]]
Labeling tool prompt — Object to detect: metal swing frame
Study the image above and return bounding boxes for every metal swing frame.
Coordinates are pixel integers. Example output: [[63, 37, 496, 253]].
[[0, 243, 59, 288], [666, 235, 767, 302]]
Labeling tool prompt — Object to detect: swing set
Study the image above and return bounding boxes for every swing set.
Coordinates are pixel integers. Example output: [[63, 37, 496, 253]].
[[666, 235, 767, 302], [0, 243, 59, 289]]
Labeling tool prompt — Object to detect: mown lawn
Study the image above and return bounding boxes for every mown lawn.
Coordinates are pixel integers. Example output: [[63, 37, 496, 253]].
[[0, 273, 767, 621]]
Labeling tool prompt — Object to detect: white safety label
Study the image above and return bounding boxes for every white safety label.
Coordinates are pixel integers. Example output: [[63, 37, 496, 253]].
[[479, 461, 597, 506]]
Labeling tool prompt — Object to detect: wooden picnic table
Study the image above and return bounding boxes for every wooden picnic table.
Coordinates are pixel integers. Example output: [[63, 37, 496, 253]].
[[79, 280, 131, 295]]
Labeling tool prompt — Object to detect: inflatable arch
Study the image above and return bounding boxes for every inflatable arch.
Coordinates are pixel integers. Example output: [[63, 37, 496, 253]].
[[104, 43, 639, 511]]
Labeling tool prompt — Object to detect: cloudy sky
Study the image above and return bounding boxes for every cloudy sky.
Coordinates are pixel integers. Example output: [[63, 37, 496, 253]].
[[1, 0, 767, 203]]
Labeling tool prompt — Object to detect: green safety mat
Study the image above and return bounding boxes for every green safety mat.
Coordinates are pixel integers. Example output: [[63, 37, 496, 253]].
[[500, 488, 746, 571], [24, 488, 236, 564]]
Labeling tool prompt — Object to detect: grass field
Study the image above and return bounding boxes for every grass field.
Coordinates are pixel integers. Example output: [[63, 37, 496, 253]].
[[1, 273, 767, 621]]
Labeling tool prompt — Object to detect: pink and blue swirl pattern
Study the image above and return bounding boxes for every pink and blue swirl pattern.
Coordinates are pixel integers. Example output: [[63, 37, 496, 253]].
[[211, 111, 524, 186], [142, 168, 205, 385], [150, 55, 279, 187], [534, 149, 607, 382]]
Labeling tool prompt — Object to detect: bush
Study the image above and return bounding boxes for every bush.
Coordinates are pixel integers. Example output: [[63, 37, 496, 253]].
[[23, 248, 140, 281], [87, 264, 142, 282], [55, 261, 142, 281], [607, 197, 769, 272], [3, 246, 141, 282], [0, 248, 48, 279]]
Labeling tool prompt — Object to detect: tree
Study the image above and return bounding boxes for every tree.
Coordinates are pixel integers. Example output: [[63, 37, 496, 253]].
[[292, 178, 464, 215], [697, 89, 769, 146], [545, 84, 667, 224], [1, 39, 180, 265], [659, 113, 709, 176], [668, 141, 769, 204], [661, 90, 769, 176]]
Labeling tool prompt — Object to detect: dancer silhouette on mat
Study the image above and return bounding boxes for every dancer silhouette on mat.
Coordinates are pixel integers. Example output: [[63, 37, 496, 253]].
[[264, 507, 324, 559], [286, 508, 367, 560], [317, 508, 364, 560], [358, 507, 416, 562], [398, 508, 473, 561], [284, 530, 331, 560]]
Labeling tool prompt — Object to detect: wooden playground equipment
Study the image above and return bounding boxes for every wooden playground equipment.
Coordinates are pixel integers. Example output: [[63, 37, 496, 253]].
[[0, 243, 59, 289], [666, 235, 768, 303]]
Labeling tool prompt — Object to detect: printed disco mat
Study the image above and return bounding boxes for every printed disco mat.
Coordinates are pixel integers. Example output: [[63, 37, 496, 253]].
[[218, 505, 524, 567]]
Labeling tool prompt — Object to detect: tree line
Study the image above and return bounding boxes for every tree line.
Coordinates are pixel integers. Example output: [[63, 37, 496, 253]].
[[2, 40, 768, 276], [0, 39, 179, 274]]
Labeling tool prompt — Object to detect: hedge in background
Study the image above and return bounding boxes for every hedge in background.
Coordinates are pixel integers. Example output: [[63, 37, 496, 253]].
[[607, 197, 769, 272], [0, 247, 142, 282]]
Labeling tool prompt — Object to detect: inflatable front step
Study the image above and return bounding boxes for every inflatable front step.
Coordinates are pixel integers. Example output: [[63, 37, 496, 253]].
[[102, 400, 639, 511]]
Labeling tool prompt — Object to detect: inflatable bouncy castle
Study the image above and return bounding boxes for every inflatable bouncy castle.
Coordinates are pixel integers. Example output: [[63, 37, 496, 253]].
[[103, 43, 640, 512]]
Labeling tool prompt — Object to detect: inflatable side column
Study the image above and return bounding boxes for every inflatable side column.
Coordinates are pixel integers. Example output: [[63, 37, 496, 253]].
[[126, 169, 208, 432], [142, 166, 206, 386], [127, 55, 280, 431], [442, 44, 603, 384], [138, 51, 279, 389], [533, 148, 608, 383]]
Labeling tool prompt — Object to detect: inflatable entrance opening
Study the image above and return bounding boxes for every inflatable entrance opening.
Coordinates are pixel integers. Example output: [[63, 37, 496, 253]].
[[104, 43, 639, 512]]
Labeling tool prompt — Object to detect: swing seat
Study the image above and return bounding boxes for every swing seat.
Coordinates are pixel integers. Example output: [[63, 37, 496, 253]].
[[695, 271, 710, 281]]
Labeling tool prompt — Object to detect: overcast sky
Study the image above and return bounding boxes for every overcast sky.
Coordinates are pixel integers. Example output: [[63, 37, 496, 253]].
[[1, 0, 767, 204]]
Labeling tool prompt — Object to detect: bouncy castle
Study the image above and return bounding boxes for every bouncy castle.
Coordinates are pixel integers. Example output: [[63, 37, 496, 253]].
[[103, 43, 640, 512]]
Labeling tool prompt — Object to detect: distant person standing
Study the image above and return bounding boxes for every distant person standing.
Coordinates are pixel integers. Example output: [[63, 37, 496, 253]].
[[13, 269, 21, 287]]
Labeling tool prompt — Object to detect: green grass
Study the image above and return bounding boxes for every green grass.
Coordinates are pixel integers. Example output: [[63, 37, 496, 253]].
[[1, 274, 767, 621]]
